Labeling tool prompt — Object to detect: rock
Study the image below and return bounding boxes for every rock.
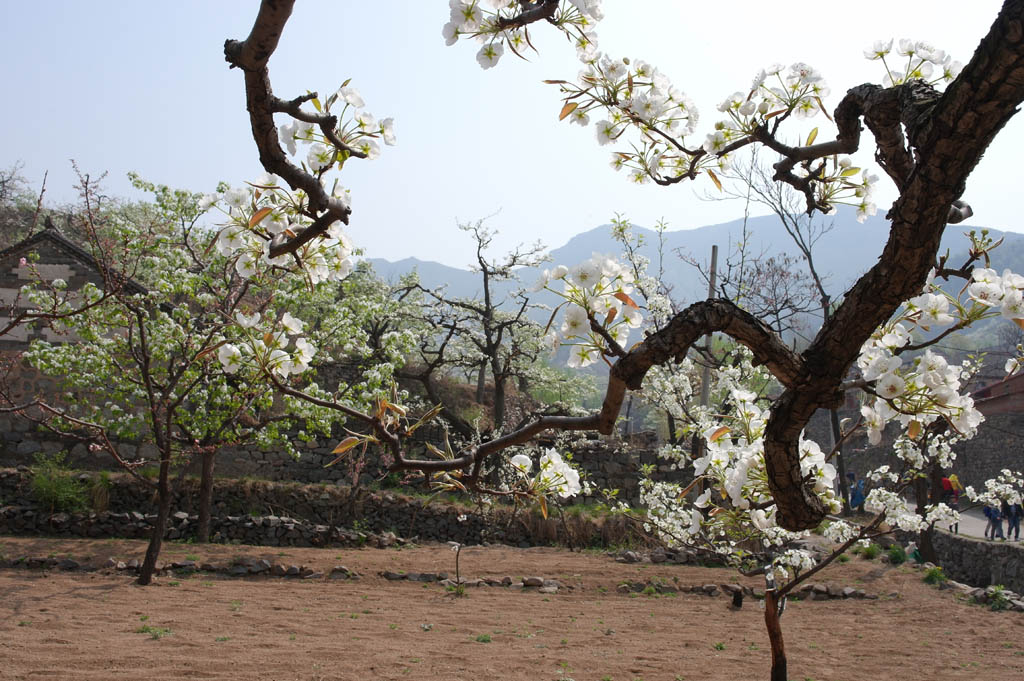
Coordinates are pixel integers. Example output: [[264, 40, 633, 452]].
[[617, 551, 641, 564], [841, 587, 857, 599], [650, 550, 667, 564], [826, 584, 844, 599], [303, 572, 323, 579], [523, 576, 544, 587], [330, 566, 352, 579], [251, 559, 271, 574], [811, 583, 829, 595], [382, 571, 406, 581], [271, 564, 287, 577], [702, 584, 719, 595], [501, 576, 513, 586], [538, 585, 558, 594], [103, 558, 117, 569], [57, 559, 79, 570], [721, 583, 742, 595], [285, 565, 300, 577], [542, 579, 561, 589], [407, 572, 438, 583], [229, 565, 249, 576]]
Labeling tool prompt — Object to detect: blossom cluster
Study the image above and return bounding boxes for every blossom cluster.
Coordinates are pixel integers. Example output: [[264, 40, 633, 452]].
[[965, 469, 1024, 507], [530, 253, 641, 368], [855, 263, 1024, 446], [203, 174, 354, 286], [640, 387, 841, 577], [218, 310, 316, 379], [443, 0, 603, 70], [279, 83, 395, 165], [509, 448, 583, 499], [864, 38, 963, 87]]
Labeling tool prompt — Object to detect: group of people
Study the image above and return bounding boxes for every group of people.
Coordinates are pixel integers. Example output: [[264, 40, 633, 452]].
[[983, 498, 1023, 541], [845, 471, 1021, 541]]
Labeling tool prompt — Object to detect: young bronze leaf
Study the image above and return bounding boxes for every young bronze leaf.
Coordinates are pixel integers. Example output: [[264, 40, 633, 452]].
[[249, 206, 273, 228], [707, 169, 723, 192], [326, 437, 360, 466], [806, 127, 818, 146], [196, 340, 228, 361], [613, 291, 639, 309], [559, 101, 579, 121], [709, 425, 730, 443]]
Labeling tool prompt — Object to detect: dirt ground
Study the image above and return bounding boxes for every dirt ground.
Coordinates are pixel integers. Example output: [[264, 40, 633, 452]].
[[1, 536, 1022, 681]]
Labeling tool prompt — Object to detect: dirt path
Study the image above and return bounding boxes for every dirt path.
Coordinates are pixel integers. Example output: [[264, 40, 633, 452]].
[[1, 536, 1022, 681]]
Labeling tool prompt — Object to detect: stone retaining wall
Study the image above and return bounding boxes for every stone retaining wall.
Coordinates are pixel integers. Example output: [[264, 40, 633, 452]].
[[0, 419, 681, 505], [923, 530, 1024, 594], [0, 468, 645, 550]]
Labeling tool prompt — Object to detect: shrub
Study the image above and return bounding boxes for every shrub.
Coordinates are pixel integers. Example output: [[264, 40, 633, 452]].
[[90, 471, 112, 512], [859, 543, 881, 560], [923, 566, 947, 585], [886, 544, 907, 565], [988, 585, 1011, 612], [30, 452, 86, 513]]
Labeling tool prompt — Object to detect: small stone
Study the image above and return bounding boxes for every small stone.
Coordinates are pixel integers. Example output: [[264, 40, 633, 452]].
[[271, 564, 287, 576], [523, 576, 544, 587], [285, 565, 300, 577], [542, 579, 561, 589], [538, 586, 558, 594], [841, 587, 857, 599], [103, 558, 117, 569], [501, 576, 512, 586], [702, 584, 719, 595], [382, 571, 405, 581], [303, 572, 323, 579], [57, 559, 79, 570], [229, 565, 249, 576]]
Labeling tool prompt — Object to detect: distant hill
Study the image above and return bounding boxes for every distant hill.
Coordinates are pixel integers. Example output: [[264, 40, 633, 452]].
[[368, 207, 1024, 347]]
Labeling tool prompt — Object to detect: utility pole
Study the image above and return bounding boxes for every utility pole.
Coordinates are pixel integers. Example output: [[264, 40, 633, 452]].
[[692, 245, 718, 469]]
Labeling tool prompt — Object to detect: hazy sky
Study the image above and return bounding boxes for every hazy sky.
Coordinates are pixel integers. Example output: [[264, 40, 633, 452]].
[[1, 1, 1017, 268]]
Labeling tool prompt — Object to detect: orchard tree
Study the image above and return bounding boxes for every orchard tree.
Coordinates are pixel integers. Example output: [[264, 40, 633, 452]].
[[407, 219, 548, 434], [6, 173, 407, 584], [214, 2, 1024, 679]]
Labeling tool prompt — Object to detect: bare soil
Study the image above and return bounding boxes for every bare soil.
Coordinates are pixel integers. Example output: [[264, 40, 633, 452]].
[[1, 536, 1022, 681]]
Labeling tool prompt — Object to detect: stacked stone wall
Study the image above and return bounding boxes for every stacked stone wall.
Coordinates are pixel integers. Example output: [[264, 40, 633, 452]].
[[0, 468, 645, 549]]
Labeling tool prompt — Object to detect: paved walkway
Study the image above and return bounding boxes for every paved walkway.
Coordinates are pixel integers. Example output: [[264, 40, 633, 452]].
[[948, 507, 1023, 542]]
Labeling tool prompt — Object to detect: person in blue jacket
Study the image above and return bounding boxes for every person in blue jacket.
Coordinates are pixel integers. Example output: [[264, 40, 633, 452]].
[[1005, 500, 1021, 541], [985, 503, 1005, 540], [848, 472, 866, 514]]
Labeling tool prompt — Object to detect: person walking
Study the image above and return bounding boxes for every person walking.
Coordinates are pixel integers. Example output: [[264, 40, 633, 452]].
[[985, 503, 1005, 540], [947, 477, 961, 534], [1006, 500, 1022, 541]]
